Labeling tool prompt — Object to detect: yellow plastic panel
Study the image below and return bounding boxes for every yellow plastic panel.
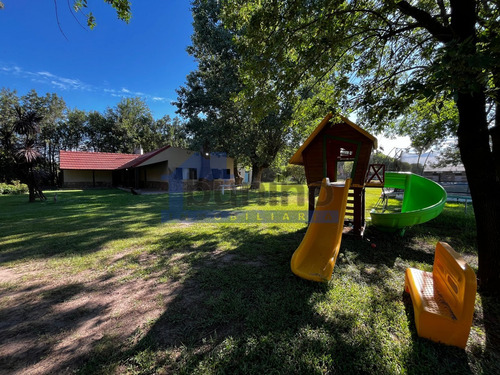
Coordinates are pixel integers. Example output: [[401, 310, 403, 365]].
[[405, 242, 477, 348], [290, 178, 351, 282]]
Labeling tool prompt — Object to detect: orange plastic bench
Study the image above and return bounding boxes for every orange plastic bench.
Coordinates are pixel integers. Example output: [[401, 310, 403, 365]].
[[404, 241, 477, 348]]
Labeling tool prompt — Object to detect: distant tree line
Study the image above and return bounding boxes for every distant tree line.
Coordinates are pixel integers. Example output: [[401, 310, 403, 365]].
[[0, 88, 189, 191]]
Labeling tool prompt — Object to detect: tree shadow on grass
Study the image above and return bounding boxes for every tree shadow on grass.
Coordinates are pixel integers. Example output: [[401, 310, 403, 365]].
[[342, 226, 435, 270], [0, 189, 170, 264], [477, 293, 500, 374], [69, 224, 467, 374], [119, 227, 382, 374], [0, 282, 109, 373], [0, 188, 306, 266], [2, 187, 493, 374], [349, 225, 494, 374]]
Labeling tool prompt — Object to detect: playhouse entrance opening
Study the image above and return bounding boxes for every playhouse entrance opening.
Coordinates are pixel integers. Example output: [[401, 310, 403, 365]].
[[337, 161, 354, 181]]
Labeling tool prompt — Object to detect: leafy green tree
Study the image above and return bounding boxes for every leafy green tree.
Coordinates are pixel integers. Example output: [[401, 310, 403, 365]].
[[37, 93, 66, 185], [109, 97, 155, 153], [396, 98, 459, 174], [1, 89, 66, 192], [284, 164, 306, 184], [176, 0, 296, 188], [84, 110, 114, 151], [223, 0, 500, 292], [433, 139, 462, 168], [72, 0, 132, 29], [152, 115, 190, 150], [0, 88, 18, 183], [83, 97, 156, 153], [59, 109, 87, 151], [175, 0, 246, 172]]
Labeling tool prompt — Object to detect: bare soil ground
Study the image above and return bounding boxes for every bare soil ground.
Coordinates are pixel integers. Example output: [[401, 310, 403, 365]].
[[0, 253, 183, 375]]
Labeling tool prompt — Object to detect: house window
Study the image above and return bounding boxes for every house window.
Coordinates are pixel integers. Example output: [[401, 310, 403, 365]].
[[178, 168, 197, 180], [223, 169, 231, 179]]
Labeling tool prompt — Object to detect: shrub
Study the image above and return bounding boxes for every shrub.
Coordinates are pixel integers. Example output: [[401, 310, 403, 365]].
[[0, 181, 28, 195]]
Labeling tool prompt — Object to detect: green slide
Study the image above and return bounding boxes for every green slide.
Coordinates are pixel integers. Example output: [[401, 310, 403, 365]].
[[370, 172, 447, 231]]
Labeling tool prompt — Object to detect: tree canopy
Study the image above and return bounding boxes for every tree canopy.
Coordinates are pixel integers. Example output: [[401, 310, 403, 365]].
[[176, 0, 298, 187]]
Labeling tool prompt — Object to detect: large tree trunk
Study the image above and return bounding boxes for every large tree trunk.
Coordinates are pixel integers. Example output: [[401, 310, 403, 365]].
[[491, 73, 500, 183], [491, 124, 500, 182], [457, 91, 500, 293], [233, 158, 243, 185], [452, 0, 500, 293], [250, 164, 264, 189]]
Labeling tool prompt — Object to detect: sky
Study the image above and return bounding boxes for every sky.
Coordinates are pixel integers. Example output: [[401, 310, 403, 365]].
[[0, 0, 196, 119]]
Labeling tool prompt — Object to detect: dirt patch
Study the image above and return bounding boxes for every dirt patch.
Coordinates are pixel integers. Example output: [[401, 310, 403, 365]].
[[0, 267, 22, 284], [0, 256, 185, 375], [210, 249, 266, 267]]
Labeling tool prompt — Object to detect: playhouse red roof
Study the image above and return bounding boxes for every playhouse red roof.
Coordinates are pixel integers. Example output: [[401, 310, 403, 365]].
[[59, 146, 172, 171]]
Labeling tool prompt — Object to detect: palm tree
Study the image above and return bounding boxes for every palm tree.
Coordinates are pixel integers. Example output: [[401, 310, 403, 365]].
[[14, 106, 45, 202]]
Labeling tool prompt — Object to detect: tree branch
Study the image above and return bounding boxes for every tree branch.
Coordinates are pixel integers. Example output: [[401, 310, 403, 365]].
[[53, 0, 68, 40], [436, 0, 450, 27], [67, 0, 87, 31], [396, 1, 452, 43]]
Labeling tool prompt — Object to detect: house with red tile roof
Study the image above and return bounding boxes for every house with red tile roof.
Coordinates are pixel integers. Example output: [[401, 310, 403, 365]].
[[59, 146, 234, 191]]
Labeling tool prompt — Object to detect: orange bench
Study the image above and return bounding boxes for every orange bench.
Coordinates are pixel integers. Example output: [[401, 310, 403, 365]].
[[404, 242, 477, 348]]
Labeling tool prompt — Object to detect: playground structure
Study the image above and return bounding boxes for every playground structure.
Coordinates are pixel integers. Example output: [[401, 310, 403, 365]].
[[289, 113, 380, 236], [370, 172, 447, 232], [289, 113, 447, 282]]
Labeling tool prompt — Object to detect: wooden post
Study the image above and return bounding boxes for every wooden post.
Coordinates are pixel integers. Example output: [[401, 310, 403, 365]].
[[353, 187, 365, 235], [308, 185, 316, 223]]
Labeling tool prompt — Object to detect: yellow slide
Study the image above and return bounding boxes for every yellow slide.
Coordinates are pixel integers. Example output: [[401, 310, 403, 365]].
[[291, 178, 351, 282]]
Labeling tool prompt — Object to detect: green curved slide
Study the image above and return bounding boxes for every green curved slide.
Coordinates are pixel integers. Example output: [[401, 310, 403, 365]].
[[370, 172, 447, 231]]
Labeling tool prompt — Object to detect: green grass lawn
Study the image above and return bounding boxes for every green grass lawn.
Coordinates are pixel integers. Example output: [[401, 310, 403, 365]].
[[0, 185, 498, 374]]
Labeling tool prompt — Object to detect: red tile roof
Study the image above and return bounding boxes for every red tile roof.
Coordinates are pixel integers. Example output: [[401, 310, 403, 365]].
[[117, 146, 170, 170], [59, 150, 139, 170], [59, 146, 172, 171]]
